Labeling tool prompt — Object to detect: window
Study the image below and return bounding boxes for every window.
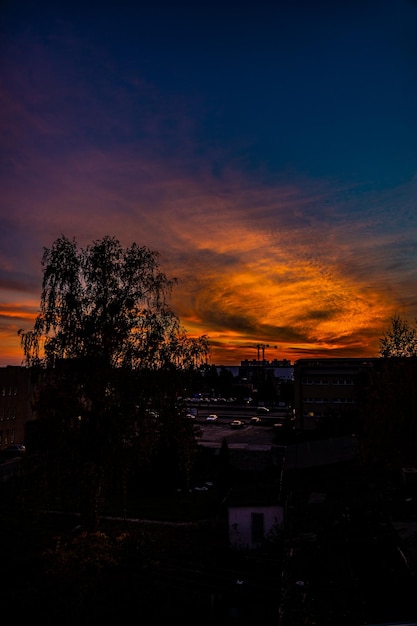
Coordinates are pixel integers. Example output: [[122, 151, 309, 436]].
[[251, 512, 265, 544]]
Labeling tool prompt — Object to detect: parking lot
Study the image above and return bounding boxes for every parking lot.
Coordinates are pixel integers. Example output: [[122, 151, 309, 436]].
[[195, 415, 278, 448]]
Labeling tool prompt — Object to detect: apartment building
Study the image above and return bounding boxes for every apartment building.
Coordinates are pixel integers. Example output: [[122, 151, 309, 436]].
[[293, 358, 377, 430], [0, 366, 34, 449]]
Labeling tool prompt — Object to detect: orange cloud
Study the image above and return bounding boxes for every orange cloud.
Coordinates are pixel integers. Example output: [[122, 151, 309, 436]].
[[1, 131, 415, 367]]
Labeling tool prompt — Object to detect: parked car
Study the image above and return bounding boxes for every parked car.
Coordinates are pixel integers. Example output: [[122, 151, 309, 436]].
[[257, 406, 270, 413], [250, 416, 261, 424], [2, 444, 26, 456], [206, 414, 218, 422], [230, 419, 244, 429]]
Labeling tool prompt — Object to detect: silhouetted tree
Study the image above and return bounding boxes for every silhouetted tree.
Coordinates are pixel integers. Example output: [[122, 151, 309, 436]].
[[203, 364, 219, 395], [217, 437, 231, 504], [218, 366, 234, 398], [359, 357, 417, 470], [379, 315, 417, 357], [357, 316, 417, 469], [19, 235, 209, 529], [356, 316, 417, 470]]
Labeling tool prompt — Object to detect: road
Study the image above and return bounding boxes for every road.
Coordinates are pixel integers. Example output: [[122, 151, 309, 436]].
[[184, 405, 288, 448], [186, 402, 291, 422]]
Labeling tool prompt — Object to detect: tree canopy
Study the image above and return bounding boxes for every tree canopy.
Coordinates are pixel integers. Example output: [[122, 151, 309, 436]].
[[18, 235, 210, 529], [19, 235, 209, 369], [358, 316, 417, 470], [379, 315, 417, 358]]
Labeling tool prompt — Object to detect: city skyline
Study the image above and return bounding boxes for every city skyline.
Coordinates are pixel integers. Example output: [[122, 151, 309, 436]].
[[1, 1, 417, 367]]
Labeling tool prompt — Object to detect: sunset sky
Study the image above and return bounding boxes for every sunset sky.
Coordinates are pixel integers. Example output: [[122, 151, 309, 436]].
[[1, 0, 417, 367]]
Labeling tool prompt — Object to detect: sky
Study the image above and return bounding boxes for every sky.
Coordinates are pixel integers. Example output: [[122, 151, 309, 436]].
[[1, 0, 417, 367]]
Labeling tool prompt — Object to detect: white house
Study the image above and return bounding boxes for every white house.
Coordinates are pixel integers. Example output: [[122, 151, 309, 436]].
[[228, 503, 284, 550]]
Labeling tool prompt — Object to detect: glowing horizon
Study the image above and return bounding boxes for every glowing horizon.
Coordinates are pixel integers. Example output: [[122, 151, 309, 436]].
[[1, 2, 417, 367]]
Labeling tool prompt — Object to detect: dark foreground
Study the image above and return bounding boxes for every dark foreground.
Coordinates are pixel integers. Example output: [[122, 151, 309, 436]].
[[2, 457, 417, 625], [0, 502, 281, 624]]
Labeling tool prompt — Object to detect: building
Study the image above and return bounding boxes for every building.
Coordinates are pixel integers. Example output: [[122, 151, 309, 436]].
[[228, 484, 284, 551], [239, 358, 293, 382], [0, 366, 35, 450], [293, 358, 377, 431]]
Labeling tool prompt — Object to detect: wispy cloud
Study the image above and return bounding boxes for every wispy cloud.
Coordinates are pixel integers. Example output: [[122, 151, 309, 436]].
[[1, 126, 415, 365], [1, 3, 416, 365]]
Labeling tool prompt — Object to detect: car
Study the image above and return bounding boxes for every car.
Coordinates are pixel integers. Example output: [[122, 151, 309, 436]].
[[2, 443, 26, 456], [206, 414, 218, 422], [257, 406, 270, 413], [230, 419, 244, 429], [250, 416, 261, 424], [185, 413, 196, 420]]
